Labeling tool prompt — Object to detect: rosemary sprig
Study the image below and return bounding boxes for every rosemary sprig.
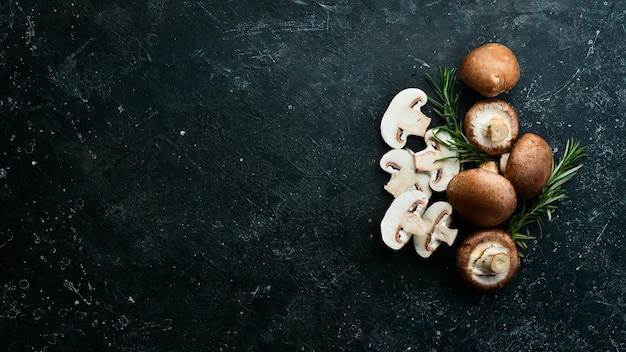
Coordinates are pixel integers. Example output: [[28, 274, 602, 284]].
[[425, 67, 493, 164], [507, 138, 587, 249]]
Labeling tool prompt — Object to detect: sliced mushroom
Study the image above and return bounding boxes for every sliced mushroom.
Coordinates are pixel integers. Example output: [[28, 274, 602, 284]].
[[503, 133, 553, 199], [464, 99, 519, 156], [446, 168, 517, 227], [379, 148, 432, 199], [412, 129, 460, 192], [412, 201, 458, 258], [380, 190, 430, 250], [456, 229, 520, 292], [380, 88, 432, 149]]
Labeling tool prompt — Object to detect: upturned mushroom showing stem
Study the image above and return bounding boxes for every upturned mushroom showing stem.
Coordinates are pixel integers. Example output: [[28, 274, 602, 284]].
[[464, 99, 519, 156], [456, 229, 520, 292]]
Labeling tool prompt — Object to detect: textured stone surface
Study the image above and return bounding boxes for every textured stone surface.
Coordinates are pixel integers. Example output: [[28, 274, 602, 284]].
[[1, 1, 624, 350]]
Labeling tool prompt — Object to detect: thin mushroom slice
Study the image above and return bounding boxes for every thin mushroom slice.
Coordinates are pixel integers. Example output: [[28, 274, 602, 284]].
[[380, 88, 432, 149], [412, 129, 460, 192], [413, 201, 458, 258], [379, 148, 432, 199], [380, 190, 429, 250], [412, 201, 458, 258]]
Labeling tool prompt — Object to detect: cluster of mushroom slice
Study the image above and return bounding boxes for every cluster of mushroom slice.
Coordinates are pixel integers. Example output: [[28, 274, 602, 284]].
[[379, 88, 460, 258]]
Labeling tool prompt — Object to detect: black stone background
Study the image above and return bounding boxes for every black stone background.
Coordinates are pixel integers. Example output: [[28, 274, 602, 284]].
[[1, 0, 625, 351]]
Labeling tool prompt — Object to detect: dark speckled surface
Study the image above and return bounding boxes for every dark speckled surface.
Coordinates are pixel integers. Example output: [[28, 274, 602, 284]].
[[1, 0, 625, 351]]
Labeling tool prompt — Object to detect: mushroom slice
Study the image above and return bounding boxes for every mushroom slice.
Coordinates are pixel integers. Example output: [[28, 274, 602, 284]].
[[412, 201, 458, 258], [380, 190, 429, 250], [380, 88, 432, 149], [464, 99, 519, 156], [456, 229, 520, 292], [412, 129, 460, 192], [379, 148, 432, 199]]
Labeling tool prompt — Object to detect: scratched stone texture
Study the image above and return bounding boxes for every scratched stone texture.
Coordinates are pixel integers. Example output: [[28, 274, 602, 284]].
[[0, 0, 625, 351]]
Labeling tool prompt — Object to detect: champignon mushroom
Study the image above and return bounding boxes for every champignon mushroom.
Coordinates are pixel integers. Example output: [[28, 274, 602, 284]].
[[446, 168, 517, 227], [412, 201, 458, 258], [380, 190, 430, 250], [503, 133, 553, 200], [412, 129, 460, 192], [456, 229, 520, 292], [380, 88, 432, 149], [464, 99, 519, 156], [379, 148, 432, 199], [459, 43, 520, 97]]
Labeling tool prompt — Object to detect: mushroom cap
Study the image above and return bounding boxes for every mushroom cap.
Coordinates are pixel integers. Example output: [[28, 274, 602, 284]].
[[464, 99, 519, 156], [446, 168, 517, 227], [456, 229, 520, 292], [504, 133, 553, 200], [459, 43, 520, 97]]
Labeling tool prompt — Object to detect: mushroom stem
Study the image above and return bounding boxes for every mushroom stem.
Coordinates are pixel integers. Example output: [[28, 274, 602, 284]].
[[481, 252, 511, 274], [478, 161, 499, 174], [456, 229, 520, 292], [486, 117, 509, 142], [499, 153, 510, 173]]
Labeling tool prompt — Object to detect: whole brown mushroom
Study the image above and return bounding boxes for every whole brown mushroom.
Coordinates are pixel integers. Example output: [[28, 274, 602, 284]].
[[464, 99, 520, 156], [456, 229, 520, 292], [502, 133, 553, 200], [459, 43, 520, 97], [446, 168, 517, 227]]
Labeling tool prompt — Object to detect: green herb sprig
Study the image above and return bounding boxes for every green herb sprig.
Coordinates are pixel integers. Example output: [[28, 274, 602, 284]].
[[507, 138, 587, 249], [425, 67, 493, 164]]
